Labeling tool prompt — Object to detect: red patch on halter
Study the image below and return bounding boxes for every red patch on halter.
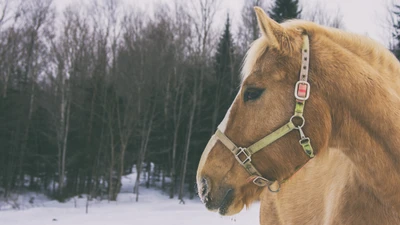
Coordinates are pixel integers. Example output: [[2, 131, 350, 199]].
[[297, 84, 308, 98]]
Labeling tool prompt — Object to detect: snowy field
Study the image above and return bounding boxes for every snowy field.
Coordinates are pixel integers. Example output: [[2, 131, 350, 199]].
[[0, 173, 260, 225]]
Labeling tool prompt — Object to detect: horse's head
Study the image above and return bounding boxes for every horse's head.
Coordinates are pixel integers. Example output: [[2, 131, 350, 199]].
[[196, 7, 331, 216]]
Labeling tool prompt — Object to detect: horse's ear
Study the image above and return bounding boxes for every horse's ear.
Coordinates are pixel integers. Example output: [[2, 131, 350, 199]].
[[254, 7, 287, 50]]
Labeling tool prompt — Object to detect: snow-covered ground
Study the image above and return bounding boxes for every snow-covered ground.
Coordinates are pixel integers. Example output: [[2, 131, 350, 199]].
[[0, 173, 260, 225]]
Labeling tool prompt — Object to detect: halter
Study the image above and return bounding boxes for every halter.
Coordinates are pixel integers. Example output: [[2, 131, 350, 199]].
[[208, 35, 314, 192]]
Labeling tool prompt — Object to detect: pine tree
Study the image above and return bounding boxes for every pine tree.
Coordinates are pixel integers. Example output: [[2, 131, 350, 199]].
[[269, 0, 301, 23], [215, 14, 235, 90], [210, 14, 239, 131]]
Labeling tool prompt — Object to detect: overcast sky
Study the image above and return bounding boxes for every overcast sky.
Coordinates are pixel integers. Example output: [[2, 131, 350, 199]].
[[55, 0, 398, 47], [222, 0, 395, 47]]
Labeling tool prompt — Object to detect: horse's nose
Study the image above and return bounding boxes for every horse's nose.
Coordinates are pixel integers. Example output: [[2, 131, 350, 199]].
[[198, 177, 210, 203]]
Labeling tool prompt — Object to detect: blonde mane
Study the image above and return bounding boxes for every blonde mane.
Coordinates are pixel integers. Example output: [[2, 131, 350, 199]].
[[241, 20, 400, 82]]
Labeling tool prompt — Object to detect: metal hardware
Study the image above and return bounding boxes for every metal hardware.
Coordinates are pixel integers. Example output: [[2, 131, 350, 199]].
[[290, 115, 305, 128], [294, 81, 310, 101], [252, 176, 270, 187], [298, 126, 306, 139], [268, 182, 281, 193], [299, 137, 310, 145], [235, 147, 251, 165]]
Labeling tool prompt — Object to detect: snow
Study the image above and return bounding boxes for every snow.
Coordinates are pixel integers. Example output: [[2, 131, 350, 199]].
[[0, 173, 260, 225]]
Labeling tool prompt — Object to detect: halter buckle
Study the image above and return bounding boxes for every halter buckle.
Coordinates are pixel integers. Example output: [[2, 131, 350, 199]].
[[295, 81, 310, 101], [252, 176, 269, 187], [235, 147, 251, 165]]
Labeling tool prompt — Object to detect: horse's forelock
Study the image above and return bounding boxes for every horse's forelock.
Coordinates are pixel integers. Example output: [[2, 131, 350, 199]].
[[240, 37, 269, 81]]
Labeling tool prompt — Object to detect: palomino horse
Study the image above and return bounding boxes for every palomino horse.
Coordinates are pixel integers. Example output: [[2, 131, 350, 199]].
[[196, 7, 400, 225]]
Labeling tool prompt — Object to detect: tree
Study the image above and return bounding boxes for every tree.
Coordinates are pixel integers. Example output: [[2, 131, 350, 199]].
[[236, 0, 268, 58], [210, 14, 238, 133], [0, 0, 236, 203], [177, 0, 221, 203], [165, 3, 192, 199], [301, 1, 344, 29], [269, 0, 301, 23], [15, 0, 55, 190], [392, 4, 400, 59]]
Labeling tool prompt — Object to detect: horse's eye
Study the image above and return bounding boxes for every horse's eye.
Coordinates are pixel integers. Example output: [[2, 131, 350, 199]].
[[244, 88, 264, 102]]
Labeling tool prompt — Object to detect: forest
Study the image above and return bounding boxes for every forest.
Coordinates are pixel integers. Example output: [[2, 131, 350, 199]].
[[0, 0, 399, 204]]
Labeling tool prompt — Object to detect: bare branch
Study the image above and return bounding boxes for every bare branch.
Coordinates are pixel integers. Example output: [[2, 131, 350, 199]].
[[302, 1, 344, 29]]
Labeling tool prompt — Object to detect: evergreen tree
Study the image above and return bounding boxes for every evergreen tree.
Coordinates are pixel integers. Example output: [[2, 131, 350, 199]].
[[215, 14, 236, 91], [210, 14, 240, 131], [269, 0, 301, 23]]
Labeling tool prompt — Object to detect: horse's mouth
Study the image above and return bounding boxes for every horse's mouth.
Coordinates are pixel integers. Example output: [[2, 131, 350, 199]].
[[217, 189, 234, 215], [204, 188, 235, 215]]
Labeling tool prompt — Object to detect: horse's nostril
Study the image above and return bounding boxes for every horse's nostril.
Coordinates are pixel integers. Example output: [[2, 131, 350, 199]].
[[199, 177, 210, 203], [201, 178, 208, 195]]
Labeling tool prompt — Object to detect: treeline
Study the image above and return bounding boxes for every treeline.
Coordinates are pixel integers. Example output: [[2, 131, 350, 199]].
[[0, 0, 381, 203], [0, 0, 256, 203]]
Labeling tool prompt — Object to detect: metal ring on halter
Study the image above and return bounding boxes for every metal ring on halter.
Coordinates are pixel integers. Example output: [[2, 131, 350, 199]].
[[290, 115, 305, 129], [268, 182, 281, 193]]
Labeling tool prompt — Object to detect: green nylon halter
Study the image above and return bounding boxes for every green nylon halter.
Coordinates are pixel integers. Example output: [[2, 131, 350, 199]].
[[212, 35, 314, 192]]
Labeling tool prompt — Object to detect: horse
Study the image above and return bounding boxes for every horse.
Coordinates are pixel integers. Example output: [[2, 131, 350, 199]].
[[196, 7, 400, 225]]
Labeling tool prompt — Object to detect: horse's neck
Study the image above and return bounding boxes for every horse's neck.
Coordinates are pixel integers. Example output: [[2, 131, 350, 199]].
[[330, 104, 400, 209], [312, 35, 400, 209], [260, 149, 350, 224], [259, 150, 400, 225]]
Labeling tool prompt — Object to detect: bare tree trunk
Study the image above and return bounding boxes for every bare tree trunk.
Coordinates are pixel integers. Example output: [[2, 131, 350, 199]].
[[178, 87, 197, 204], [2, 29, 15, 99], [60, 97, 70, 195], [56, 59, 71, 196], [18, 82, 35, 187], [169, 81, 184, 199], [113, 91, 136, 199], [18, 0, 54, 187], [135, 101, 156, 202], [108, 115, 116, 200], [146, 161, 151, 188], [115, 142, 126, 196], [3, 64, 9, 98], [169, 128, 178, 198], [108, 141, 116, 200], [162, 164, 166, 190]]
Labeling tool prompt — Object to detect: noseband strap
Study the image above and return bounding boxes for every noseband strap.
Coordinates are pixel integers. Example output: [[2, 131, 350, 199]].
[[213, 35, 314, 190]]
